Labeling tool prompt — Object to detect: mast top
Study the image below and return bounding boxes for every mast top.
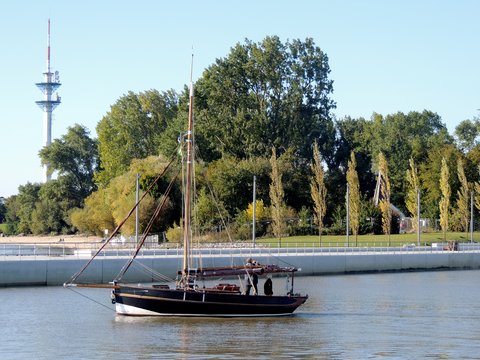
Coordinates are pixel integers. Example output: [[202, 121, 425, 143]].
[[47, 18, 51, 73]]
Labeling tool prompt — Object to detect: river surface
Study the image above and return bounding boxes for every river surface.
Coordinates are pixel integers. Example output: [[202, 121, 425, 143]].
[[1, 270, 480, 359]]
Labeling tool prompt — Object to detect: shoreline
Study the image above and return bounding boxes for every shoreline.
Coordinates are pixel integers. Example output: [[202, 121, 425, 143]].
[[0, 234, 102, 244], [2, 249, 480, 287]]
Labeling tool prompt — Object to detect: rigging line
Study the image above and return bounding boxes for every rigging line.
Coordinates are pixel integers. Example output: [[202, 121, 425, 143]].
[[66, 287, 115, 313], [130, 259, 175, 282], [65, 155, 178, 285], [115, 170, 180, 281], [262, 253, 299, 269], [115, 173, 178, 281], [129, 261, 166, 282]]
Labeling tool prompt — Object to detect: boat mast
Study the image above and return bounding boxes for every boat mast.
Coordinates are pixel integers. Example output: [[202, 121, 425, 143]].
[[182, 55, 194, 280]]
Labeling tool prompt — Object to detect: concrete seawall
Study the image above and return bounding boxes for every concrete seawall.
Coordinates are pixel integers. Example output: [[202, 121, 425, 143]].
[[2, 249, 480, 287]]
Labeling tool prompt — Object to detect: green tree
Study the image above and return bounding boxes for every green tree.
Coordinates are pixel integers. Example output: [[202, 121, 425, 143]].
[[194, 36, 336, 163], [39, 124, 99, 203], [309, 141, 327, 242], [474, 165, 480, 217], [455, 118, 480, 152], [419, 144, 460, 221], [0, 197, 5, 223], [334, 116, 376, 198], [96, 89, 178, 185], [439, 157, 451, 240], [269, 147, 287, 241], [206, 156, 271, 218], [377, 152, 391, 244], [30, 178, 78, 234], [7, 183, 41, 234], [349, 111, 451, 213], [455, 158, 470, 234], [405, 158, 420, 235], [194, 187, 229, 234], [346, 151, 360, 246]]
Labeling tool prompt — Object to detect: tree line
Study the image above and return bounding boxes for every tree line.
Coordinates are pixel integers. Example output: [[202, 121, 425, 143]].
[[1, 36, 480, 241]]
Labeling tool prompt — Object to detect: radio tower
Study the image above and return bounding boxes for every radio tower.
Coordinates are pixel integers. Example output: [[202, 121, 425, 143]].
[[35, 19, 61, 182]]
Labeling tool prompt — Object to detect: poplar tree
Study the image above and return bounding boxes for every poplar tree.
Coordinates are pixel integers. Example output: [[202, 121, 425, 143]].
[[439, 157, 450, 241], [309, 141, 327, 243], [405, 158, 419, 235], [456, 158, 469, 234], [474, 165, 480, 214], [378, 152, 391, 245], [269, 147, 287, 242], [346, 151, 360, 246]]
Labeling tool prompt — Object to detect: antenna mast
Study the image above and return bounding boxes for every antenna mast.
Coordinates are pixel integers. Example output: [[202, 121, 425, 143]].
[[35, 18, 61, 182]]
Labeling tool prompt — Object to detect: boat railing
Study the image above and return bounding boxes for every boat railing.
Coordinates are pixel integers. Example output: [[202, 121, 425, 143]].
[[1, 240, 480, 260]]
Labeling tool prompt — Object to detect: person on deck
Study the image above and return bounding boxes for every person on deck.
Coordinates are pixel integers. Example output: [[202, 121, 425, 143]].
[[264, 276, 273, 296], [252, 272, 258, 295], [244, 273, 252, 295]]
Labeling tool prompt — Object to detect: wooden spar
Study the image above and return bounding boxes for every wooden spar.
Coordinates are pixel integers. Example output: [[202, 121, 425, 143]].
[[177, 264, 299, 278], [183, 55, 194, 278], [65, 156, 176, 285], [65, 284, 120, 289]]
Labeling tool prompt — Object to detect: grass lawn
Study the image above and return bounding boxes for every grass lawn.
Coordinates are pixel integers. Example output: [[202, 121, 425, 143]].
[[254, 231, 480, 248]]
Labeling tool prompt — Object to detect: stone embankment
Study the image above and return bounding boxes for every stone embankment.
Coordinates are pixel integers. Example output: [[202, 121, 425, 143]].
[[1, 240, 480, 287]]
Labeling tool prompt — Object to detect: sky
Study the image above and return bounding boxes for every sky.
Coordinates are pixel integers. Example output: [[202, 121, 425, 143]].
[[1, 0, 479, 198]]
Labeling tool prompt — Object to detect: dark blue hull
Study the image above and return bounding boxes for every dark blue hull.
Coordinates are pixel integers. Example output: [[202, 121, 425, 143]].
[[114, 285, 308, 317]]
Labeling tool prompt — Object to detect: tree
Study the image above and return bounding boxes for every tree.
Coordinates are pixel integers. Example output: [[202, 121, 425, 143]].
[[237, 199, 269, 239], [194, 187, 229, 234], [346, 151, 360, 246], [269, 147, 287, 241], [30, 178, 78, 234], [71, 156, 178, 236], [474, 165, 480, 217], [70, 187, 115, 235], [206, 156, 272, 218], [7, 183, 41, 234], [419, 144, 459, 221], [194, 36, 336, 163], [405, 158, 420, 235], [455, 118, 480, 153], [455, 158, 470, 234], [0, 197, 5, 223], [39, 124, 99, 203], [309, 141, 327, 242], [96, 89, 178, 185], [377, 152, 391, 244], [353, 111, 451, 213], [245, 199, 268, 222], [334, 116, 376, 199], [439, 157, 451, 241]]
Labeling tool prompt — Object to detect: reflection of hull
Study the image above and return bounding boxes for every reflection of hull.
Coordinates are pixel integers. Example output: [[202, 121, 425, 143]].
[[115, 285, 308, 317]]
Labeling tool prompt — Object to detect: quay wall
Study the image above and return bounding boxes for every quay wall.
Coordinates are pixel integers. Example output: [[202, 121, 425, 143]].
[[2, 250, 480, 286]]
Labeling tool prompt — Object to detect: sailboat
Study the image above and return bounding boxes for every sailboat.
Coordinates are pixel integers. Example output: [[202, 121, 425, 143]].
[[65, 63, 308, 317]]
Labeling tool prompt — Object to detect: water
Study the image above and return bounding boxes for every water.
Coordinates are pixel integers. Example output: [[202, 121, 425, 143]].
[[1, 270, 480, 359]]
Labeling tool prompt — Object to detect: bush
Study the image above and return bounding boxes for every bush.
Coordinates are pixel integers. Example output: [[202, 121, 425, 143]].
[[165, 223, 182, 244], [0, 223, 15, 236]]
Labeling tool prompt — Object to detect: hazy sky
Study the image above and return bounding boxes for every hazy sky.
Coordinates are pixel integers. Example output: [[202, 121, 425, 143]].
[[1, 0, 479, 197]]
